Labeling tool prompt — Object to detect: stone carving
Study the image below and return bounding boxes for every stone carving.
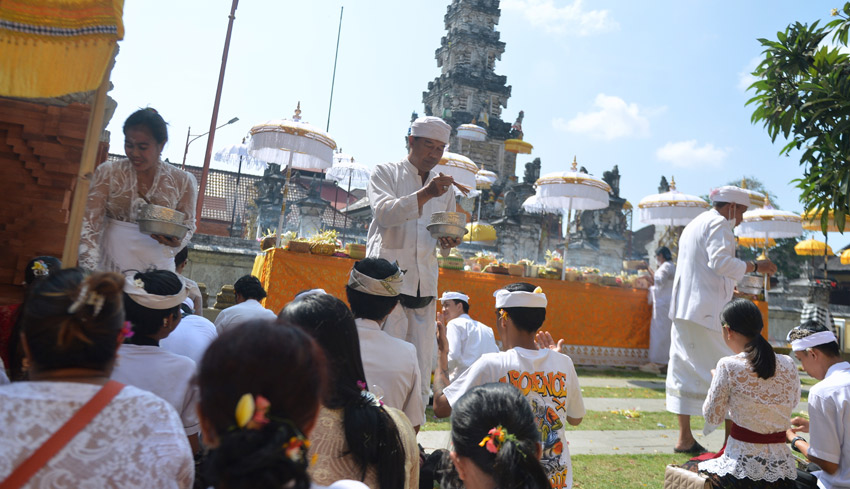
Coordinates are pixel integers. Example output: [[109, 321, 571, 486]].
[[523, 158, 541, 184], [658, 176, 670, 194], [602, 165, 621, 198], [510, 110, 524, 139], [255, 163, 285, 206]]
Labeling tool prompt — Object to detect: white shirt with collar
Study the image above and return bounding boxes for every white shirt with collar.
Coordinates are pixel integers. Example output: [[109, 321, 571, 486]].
[[213, 299, 278, 332], [668, 208, 747, 332], [366, 158, 456, 297], [445, 313, 500, 382], [808, 361, 850, 489], [354, 318, 424, 427], [161, 314, 218, 365]]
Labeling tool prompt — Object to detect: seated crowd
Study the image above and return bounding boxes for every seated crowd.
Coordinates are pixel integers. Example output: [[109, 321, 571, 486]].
[[1, 256, 848, 489]]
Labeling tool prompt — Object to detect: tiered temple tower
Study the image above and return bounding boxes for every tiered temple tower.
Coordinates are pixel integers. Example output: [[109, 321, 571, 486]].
[[422, 0, 517, 180]]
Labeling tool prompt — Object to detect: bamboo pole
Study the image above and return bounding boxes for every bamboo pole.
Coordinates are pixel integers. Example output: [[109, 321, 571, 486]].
[[61, 45, 117, 266]]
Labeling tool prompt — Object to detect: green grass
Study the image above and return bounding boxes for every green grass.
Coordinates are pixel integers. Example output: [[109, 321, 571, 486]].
[[576, 367, 664, 380], [577, 411, 704, 431], [422, 406, 450, 432], [571, 454, 693, 489], [800, 376, 817, 386], [580, 386, 665, 399]]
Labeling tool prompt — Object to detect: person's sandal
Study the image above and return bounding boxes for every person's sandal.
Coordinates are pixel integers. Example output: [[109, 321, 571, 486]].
[[674, 441, 706, 454]]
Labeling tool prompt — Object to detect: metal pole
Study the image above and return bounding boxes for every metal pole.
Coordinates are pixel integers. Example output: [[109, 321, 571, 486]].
[[196, 0, 239, 228], [181, 126, 191, 170], [229, 154, 243, 237], [326, 6, 344, 132], [332, 180, 340, 229], [562, 201, 573, 281], [341, 171, 353, 247]]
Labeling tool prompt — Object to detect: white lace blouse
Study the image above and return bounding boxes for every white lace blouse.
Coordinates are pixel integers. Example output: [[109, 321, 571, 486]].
[[0, 381, 194, 488], [79, 159, 197, 271], [698, 353, 801, 482]]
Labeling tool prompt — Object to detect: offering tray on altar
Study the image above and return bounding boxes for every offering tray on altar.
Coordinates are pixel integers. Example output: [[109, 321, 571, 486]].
[[137, 204, 188, 240], [427, 211, 468, 239]]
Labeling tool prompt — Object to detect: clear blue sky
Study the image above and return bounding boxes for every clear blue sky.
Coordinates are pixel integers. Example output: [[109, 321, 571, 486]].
[[104, 0, 848, 249]]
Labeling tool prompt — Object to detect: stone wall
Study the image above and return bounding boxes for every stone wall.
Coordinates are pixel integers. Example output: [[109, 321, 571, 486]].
[[566, 237, 627, 273], [182, 234, 260, 305]]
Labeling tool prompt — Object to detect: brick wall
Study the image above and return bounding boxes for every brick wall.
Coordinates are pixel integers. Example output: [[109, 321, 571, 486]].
[[0, 97, 102, 305]]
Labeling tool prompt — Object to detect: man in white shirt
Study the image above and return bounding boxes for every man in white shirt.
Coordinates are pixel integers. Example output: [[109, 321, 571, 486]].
[[437, 291, 499, 381], [161, 299, 218, 365], [785, 322, 850, 489], [366, 116, 463, 409], [346, 258, 425, 431], [214, 275, 277, 332], [433, 283, 585, 489], [666, 185, 777, 453]]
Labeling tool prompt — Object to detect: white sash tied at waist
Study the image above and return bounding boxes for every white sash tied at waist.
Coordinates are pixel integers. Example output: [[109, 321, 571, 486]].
[[100, 218, 176, 274]]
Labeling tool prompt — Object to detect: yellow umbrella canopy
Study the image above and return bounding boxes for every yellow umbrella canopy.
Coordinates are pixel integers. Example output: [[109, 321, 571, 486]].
[[737, 237, 776, 248], [794, 238, 833, 256], [801, 208, 842, 232], [841, 249, 850, 265], [464, 222, 497, 242]]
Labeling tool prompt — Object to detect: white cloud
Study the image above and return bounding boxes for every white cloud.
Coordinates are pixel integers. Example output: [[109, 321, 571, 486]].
[[553, 94, 653, 140], [737, 56, 761, 92], [501, 0, 618, 36], [655, 140, 729, 168]]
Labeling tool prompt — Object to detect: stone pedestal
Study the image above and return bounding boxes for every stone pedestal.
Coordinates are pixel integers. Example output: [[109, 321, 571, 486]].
[[214, 285, 236, 310]]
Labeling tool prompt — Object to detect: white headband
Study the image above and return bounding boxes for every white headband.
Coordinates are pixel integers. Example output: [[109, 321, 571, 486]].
[[124, 276, 189, 310], [347, 265, 404, 297], [709, 186, 750, 207], [439, 291, 469, 303], [494, 287, 547, 309], [788, 330, 838, 351], [294, 288, 327, 299], [410, 116, 451, 145]]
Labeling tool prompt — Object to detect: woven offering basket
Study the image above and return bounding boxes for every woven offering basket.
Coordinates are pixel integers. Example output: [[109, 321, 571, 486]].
[[260, 236, 277, 251], [310, 243, 337, 256], [287, 241, 311, 253]]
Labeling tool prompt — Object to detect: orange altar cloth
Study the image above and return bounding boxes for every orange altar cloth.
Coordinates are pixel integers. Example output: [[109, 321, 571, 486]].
[[256, 249, 768, 366]]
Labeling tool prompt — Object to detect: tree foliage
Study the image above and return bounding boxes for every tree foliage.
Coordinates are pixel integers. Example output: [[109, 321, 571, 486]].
[[747, 5, 850, 233]]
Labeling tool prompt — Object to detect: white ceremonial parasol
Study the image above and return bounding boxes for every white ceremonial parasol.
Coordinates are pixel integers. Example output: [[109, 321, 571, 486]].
[[215, 140, 267, 170], [476, 169, 498, 189], [637, 177, 709, 227], [436, 152, 479, 197], [456, 123, 487, 142], [534, 157, 611, 279], [325, 152, 371, 245], [248, 103, 337, 246], [214, 139, 267, 236], [522, 194, 564, 215], [735, 198, 803, 300]]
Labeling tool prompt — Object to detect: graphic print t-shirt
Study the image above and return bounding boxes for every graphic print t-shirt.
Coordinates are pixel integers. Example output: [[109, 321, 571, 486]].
[[443, 347, 586, 489]]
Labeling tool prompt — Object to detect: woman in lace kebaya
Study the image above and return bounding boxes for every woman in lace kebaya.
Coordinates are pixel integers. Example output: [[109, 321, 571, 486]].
[[78, 108, 197, 273], [279, 293, 419, 489], [0, 269, 194, 488], [196, 320, 367, 489], [683, 299, 800, 488]]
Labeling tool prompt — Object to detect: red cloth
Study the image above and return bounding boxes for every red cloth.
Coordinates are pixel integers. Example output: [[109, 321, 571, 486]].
[[689, 423, 786, 463], [0, 304, 21, 367]]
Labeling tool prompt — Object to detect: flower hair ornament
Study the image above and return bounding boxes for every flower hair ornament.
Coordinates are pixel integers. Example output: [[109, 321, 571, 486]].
[[235, 393, 271, 430], [67, 283, 105, 316], [479, 425, 518, 454], [356, 380, 384, 407], [31, 260, 49, 277], [234, 393, 313, 463]]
